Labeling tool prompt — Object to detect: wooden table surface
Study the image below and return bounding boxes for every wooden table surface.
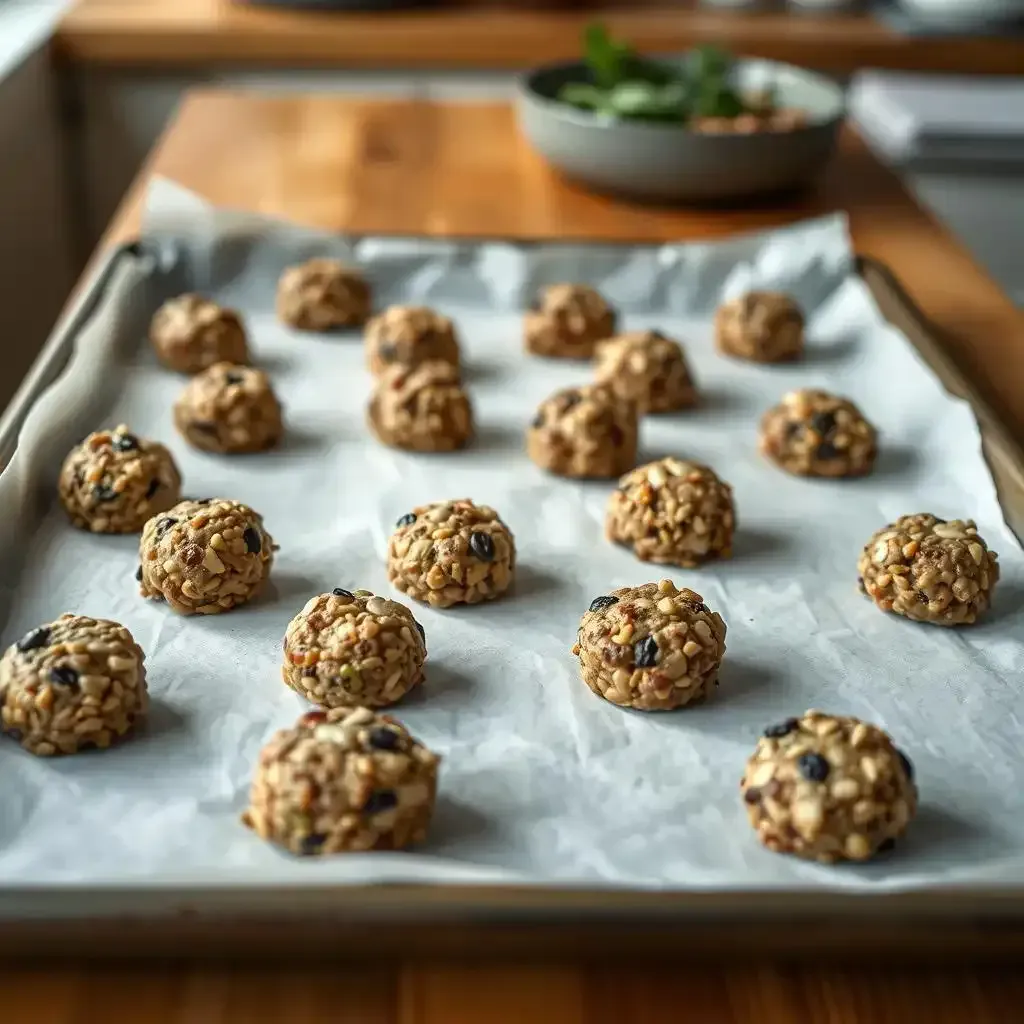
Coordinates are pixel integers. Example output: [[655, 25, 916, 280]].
[[55, 0, 1024, 74], [25, 90, 1024, 1021]]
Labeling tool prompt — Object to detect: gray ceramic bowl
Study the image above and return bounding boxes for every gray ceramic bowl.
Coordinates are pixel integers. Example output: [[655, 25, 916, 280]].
[[516, 59, 846, 203]]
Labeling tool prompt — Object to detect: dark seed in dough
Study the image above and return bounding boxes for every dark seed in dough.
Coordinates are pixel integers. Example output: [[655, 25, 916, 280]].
[[243, 526, 262, 554], [469, 531, 495, 561], [135, 565, 143, 582], [362, 789, 398, 816], [633, 635, 658, 669], [300, 833, 327, 855], [588, 595, 618, 613], [49, 665, 80, 689], [92, 485, 119, 503], [332, 588, 355, 599], [16, 627, 50, 653], [810, 411, 837, 437], [395, 513, 416, 528], [145, 477, 161, 499], [816, 441, 840, 460], [368, 727, 401, 751], [798, 752, 831, 782], [764, 718, 799, 739], [155, 517, 177, 538]]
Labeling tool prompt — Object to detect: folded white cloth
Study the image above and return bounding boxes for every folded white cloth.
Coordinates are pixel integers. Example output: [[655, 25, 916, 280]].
[[850, 71, 1024, 165]]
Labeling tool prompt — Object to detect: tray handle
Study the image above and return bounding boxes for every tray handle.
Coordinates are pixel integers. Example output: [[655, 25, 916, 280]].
[[857, 254, 1024, 544]]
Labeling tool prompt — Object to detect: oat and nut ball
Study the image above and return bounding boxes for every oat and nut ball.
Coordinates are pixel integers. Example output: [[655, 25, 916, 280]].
[[242, 706, 440, 855], [138, 498, 275, 615], [524, 283, 617, 359], [173, 362, 284, 454], [527, 384, 638, 479], [149, 294, 249, 374], [367, 361, 473, 453], [387, 499, 516, 609], [593, 329, 698, 414], [58, 425, 182, 534], [365, 305, 461, 377], [277, 258, 371, 331], [606, 457, 735, 567], [282, 589, 426, 709], [858, 514, 999, 627], [0, 614, 148, 756], [715, 291, 804, 363], [572, 580, 727, 711], [760, 388, 877, 478], [741, 710, 918, 864]]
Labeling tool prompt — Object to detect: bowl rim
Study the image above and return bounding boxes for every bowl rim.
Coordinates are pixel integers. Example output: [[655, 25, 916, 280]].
[[516, 57, 847, 135]]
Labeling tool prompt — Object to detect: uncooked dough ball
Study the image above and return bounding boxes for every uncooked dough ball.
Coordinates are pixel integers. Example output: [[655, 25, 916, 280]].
[[572, 580, 727, 711], [593, 329, 698, 413], [149, 294, 249, 374], [58, 424, 182, 534], [0, 613, 148, 756], [715, 291, 804, 363], [606, 457, 735, 567], [282, 589, 426, 709], [760, 388, 877, 478], [858, 514, 999, 626], [138, 498, 274, 615], [365, 305, 460, 376], [387, 499, 516, 609], [367, 361, 473, 453], [741, 710, 917, 863], [173, 362, 284, 454], [242, 706, 440, 855], [277, 258, 371, 331], [527, 384, 638, 479], [524, 284, 617, 359]]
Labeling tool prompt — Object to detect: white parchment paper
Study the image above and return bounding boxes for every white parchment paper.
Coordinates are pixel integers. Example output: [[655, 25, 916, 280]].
[[0, 180, 1022, 898]]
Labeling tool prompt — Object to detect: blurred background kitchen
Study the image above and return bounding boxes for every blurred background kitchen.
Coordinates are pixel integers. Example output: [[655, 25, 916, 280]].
[[2, 0, 1023, 408]]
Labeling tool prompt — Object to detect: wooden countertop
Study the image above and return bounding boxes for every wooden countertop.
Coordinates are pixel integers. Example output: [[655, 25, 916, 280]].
[[35, 88, 1024, 1021], [56, 0, 1024, 74]]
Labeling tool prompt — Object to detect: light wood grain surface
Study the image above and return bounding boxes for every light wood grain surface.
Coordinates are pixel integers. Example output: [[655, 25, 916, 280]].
[[55, 0, 1024, 74], [28, 89, 1024, 1021]]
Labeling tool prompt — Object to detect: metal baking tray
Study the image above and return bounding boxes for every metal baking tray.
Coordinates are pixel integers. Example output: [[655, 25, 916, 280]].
[[2, 234, 1024, 961]]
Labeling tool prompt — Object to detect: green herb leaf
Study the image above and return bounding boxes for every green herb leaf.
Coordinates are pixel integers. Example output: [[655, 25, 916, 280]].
[[607, 80, 690, 122], [584, 22, 632, 89], [690, 44, 731, 83], [696, 81, 746, 119], [557, 82, 612, 113]]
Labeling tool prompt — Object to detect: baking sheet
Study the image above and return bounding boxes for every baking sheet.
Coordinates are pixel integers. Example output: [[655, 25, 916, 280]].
[[0, 179, 1022, 900]]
